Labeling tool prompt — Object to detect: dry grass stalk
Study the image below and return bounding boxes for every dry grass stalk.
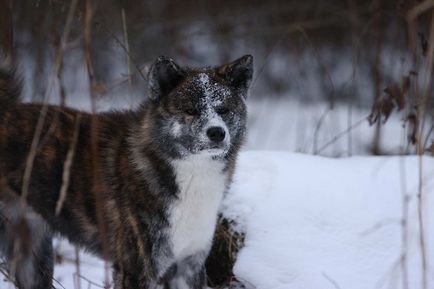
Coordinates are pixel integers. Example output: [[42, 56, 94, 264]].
[[83, 1, 111, 287], [56, 113, 82, 215], [206, 217, 246, 288], [74, 246, 81, 289], [371, 0, 385, 155], [316, 116, 368, 155], [121, 8, 133, 106], [415, 10, 434, 289], [21, 0, 79, 202], [96, 20, 147, 83]]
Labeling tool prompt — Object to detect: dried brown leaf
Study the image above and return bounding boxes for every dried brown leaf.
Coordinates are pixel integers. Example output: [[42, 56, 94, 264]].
[[402, 75, 411, 95], [384, 83, 406, 111], [427, 141, 434, 155], [406, 112, 419, 144], [418, 32, 429, 56], [368, 95, 395, 125]]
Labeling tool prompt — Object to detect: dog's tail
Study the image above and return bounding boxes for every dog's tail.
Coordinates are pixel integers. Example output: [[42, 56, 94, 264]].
[[0, 58, 21, 114]]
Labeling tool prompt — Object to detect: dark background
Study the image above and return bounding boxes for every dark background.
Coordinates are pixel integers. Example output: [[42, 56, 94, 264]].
[[0, 0, 432, 155]]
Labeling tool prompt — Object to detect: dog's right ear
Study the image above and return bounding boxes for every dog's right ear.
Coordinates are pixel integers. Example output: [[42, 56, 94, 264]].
[[147, 56, 186, 101]]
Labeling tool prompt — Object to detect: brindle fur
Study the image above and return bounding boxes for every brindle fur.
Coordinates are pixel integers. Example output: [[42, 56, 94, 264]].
[[0, 55, 253, 289]]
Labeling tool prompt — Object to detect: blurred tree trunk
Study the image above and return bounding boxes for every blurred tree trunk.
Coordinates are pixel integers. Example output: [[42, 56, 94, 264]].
[[371, 0, 384, 155], [0, 0, 14, 61]]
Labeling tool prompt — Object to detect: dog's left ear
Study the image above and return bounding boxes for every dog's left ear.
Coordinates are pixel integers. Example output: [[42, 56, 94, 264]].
[[216, 55, 253, 96], [147, 56, 186, 101]]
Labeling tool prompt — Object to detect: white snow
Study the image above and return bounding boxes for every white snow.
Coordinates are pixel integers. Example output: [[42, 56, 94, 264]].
[[223, 151, 434, 289], [196, 72, 229, 102], [2, 151, 434, 289]]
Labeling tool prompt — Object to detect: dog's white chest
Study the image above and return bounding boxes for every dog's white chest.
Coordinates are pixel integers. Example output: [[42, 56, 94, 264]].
[[169, 155, 226, 261]]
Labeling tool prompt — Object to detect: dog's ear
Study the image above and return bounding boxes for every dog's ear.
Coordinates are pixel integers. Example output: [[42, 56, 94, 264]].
[[216, 55, 253, 97], [147, 56, 186, 101]]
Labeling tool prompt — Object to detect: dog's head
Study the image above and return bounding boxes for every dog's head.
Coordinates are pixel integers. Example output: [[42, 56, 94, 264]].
[[144, 55, 253, 159]]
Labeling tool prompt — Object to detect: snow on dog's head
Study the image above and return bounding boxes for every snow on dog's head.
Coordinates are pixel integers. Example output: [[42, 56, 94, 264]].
[[145, 55, 253, 159]]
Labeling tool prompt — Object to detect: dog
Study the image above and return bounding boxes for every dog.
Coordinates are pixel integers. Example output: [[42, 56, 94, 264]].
[[0, 55, 253, 289]]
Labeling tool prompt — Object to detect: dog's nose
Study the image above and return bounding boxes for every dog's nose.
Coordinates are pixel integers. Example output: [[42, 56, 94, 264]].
[[207, 127, 226, 142]]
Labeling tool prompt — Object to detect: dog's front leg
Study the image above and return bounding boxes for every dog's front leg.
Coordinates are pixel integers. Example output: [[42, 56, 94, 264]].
[[165, 252, 207, 289], [112, 262, 159, 289]]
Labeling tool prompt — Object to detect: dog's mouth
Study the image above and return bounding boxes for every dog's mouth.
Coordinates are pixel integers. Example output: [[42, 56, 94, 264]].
[[204, 147, 226, 154], [176, 139, 230, 157], [209, 143, 225, 150], [196, 143, 229, 156]]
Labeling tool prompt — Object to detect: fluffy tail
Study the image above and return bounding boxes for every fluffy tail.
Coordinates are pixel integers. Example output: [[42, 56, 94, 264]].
[[0, 58, 21, 114]]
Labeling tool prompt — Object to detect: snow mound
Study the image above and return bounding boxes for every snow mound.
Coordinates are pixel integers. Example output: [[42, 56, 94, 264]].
[[222, 151, 434, 289]]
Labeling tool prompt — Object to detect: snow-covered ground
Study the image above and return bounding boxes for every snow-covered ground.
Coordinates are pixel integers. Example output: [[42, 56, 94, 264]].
[[2, 151, 433, 289], [223, 151, 434, 289]]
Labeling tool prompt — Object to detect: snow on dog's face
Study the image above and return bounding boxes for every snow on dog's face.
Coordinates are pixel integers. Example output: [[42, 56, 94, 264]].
[[147, 55, 253, 159]]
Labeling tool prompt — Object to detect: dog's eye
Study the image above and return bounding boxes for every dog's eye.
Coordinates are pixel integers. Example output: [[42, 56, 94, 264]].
[[185, 108, 198, 116], [216, 107, 230, 115]]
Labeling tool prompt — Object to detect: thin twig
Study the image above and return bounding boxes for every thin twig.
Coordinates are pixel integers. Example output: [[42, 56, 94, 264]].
[[415, 9, 434, 289], [251, 18, 341, 90], [359, 218, 401, 236], [298, 27, 337, 109], [313, 107, 331, 155], [121, 8, 133, 107], [74, 247, 81, 289], [0, 262, 17, 287], [422, 121, 434, 150], [75, 273, 108, 289], [316, 116, 368, 155], [56, 113, 81, 215], [83, 1, 111, 287], [322, 272, 342, 289], [95, 20, 146, 82]]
